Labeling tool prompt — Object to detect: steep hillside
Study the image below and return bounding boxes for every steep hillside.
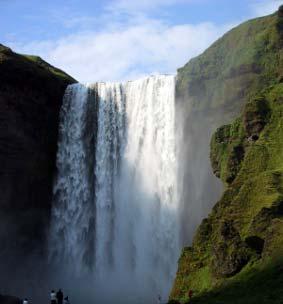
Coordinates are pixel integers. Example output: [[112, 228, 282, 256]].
[[176, 9, 283, 241], [171, 6, 283, 304], [0, 44, 76, 271]]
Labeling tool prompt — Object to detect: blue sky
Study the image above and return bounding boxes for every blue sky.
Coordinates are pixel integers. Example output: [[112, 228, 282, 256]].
[[0, 0, 281, 82]]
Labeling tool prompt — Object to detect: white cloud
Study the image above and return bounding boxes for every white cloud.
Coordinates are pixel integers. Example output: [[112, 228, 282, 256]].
[[9, 0, 243, 83], [12, 18, 229, 82], [250, 0, 281, 17]]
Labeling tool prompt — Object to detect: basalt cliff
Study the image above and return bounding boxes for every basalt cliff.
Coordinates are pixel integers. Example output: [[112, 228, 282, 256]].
[[0, 44, 75, 273]]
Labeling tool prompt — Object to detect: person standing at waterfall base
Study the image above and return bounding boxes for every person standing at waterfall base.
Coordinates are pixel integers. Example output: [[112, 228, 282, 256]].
[[157, 294, 162, 304], [22, 298, 28, 304], [63, 296, 70, 304], [50, 290, 57, 304], [56, 289, 64, 304]]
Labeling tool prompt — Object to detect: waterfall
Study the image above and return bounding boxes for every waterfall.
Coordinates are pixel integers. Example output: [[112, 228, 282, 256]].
[[49, 75, 180, 304]]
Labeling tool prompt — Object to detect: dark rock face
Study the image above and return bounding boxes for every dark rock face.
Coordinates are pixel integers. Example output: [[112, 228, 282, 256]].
[[212, 221, 250, 278], [210, 121, 246, 185], [226, 144, 245, 183], [243, 96, 270, 138], [245, 236, 264, 255], [194, 218, 212, 245], [250, 199, 283, 237], [0, 45, 76, 263], [0, 295, 21, 304]]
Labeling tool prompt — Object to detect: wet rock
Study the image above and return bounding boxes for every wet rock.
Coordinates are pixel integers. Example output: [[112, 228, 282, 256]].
[[226, 144, 245, 184], [212, 221, 251, 278], [245, 236, 265, 255], [243, 96, 270, 139], [250, 199, 283, 237]]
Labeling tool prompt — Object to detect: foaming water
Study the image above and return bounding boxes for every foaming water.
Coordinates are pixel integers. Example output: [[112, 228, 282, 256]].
[[49, 75, 180, 304]]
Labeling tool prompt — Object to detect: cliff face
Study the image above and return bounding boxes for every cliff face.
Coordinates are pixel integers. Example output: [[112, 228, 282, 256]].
[[0, 44, 76, 265], [176, 11, 283, 242], [171, 8, 283, 304]]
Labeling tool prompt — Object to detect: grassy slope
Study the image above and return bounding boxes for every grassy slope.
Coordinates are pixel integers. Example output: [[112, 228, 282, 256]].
[[177, 11, 283, 122], [23, 54, 76, 83], [170, 9, 283, 304], [0, 44, 76, 85]]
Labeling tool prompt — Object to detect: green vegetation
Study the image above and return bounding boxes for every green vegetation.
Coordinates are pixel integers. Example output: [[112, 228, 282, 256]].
[[176, 10, 283, 122], [170, 8, 283, 304], [185, 257, 283, 304], [23, 55, 75, 83], [0, 43, 76, 85]]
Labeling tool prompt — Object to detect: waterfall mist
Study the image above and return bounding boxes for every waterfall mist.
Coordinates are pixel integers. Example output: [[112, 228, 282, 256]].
[[0, 75, 224, 304], [175, 94, 223, 245], [49, 76, 181, 304]]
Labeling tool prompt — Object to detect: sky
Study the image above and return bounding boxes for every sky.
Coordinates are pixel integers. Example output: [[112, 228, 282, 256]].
[[0, 0, 281, 82]]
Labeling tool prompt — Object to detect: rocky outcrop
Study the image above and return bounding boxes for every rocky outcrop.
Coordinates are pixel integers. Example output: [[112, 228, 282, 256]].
[[211, 221, 251, 278], [0, 44, 76, 263]]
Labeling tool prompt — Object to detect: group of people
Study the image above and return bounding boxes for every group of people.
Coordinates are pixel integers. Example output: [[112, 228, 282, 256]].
[[22, 290, 191, 304], [21, 289, 70, 304], [50, 289, 69, 304]]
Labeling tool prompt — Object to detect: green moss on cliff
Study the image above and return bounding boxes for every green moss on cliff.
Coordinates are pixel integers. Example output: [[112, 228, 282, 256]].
[[171, 79, 283, 304], [0, 44, 76, 85], [23, 54, 76, 83], [171, 8, 283, 304], [177, 10, 283, 120], [210, 119, 246, 184]]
